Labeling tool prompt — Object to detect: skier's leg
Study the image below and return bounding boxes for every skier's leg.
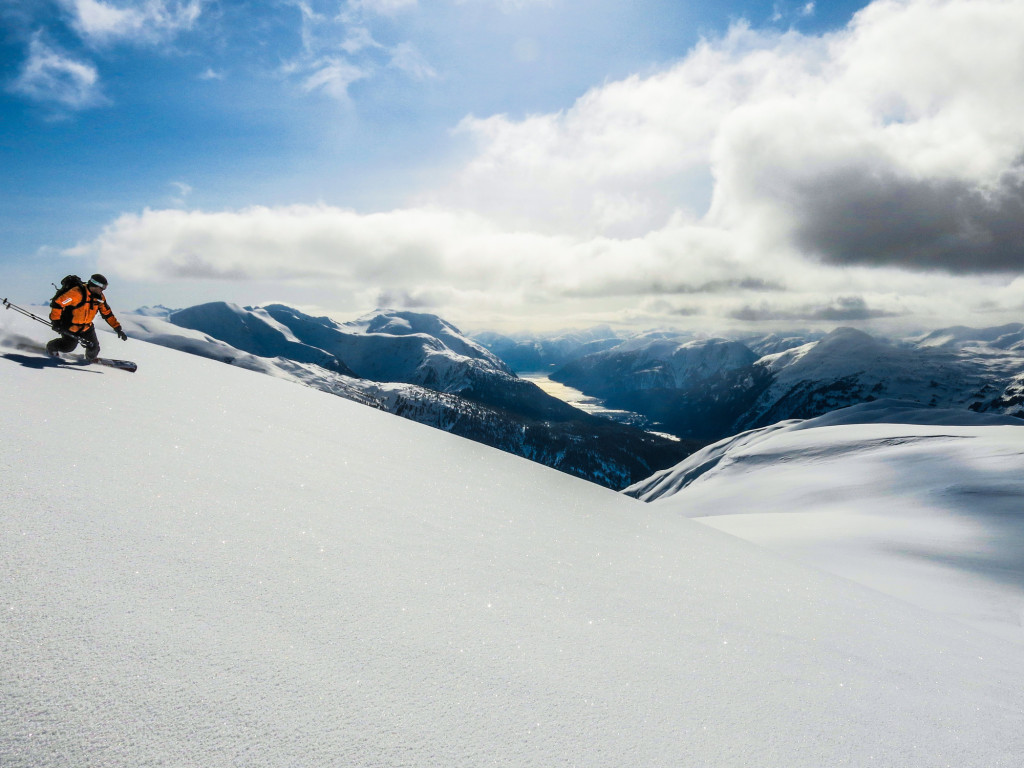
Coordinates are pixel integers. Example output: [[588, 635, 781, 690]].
[[46, 335, 79, 357], [80, 327, 100, 361]]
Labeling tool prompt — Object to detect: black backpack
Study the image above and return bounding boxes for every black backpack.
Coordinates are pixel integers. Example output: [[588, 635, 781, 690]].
[[50, 275, 84, 307]]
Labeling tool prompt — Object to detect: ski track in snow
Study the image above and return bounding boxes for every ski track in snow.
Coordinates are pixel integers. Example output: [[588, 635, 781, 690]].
[[2, 314, 1024, 767]]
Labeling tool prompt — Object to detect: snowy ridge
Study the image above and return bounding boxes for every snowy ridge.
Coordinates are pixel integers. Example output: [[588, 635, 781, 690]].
[[912, 322, 1024, 350], [735, 326, 1024, 432], [3, 312, 1024, 766]]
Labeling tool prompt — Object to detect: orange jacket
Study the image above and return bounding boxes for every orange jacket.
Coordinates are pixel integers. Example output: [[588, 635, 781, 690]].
[[50, 284, 122, 334]]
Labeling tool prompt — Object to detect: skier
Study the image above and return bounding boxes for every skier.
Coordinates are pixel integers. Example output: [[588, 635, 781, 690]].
[[47, 274, 128, 361]]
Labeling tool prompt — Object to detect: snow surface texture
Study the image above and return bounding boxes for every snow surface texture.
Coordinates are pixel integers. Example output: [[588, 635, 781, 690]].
[[626, 401, 1024, 645], [3, 315, 1024, 767]]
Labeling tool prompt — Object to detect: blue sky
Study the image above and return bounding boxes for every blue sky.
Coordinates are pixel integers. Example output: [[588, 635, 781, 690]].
[[2, 0, 1022, 333]]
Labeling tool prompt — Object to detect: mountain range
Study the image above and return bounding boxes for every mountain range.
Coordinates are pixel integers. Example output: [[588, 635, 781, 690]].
[[124, 304, 1024, 485], [122, 303, 696, 490], [502, 324, 1024, 442], [2, 306, 1022, 767]]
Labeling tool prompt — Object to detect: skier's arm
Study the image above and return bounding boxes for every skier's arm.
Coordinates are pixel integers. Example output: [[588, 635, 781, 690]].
[[100, 301, 127, 339], [99, 301, 121, 330]]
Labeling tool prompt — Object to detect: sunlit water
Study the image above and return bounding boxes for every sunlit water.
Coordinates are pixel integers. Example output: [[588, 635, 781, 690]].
[[518, 373, 679, 441]]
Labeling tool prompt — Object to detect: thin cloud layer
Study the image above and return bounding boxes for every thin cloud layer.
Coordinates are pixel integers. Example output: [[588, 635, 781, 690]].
[[62, 0, 203, 46], [283, 0, 435, 101], [8, 0, 432, 110], [9, 33, 106, 111]]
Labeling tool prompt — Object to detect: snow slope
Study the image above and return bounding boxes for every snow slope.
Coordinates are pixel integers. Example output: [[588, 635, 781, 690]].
[[626, 401, 1024, 645], [3, 316, 1024, 767]]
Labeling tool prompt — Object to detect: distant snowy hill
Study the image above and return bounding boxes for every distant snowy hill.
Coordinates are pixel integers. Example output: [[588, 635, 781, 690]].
[[532, 324, 1024, 441], [625, 400, 1024, 645], [3, 313, 1024, 767], [911, 322, 1024, 351], [122, 303, 693, 489]]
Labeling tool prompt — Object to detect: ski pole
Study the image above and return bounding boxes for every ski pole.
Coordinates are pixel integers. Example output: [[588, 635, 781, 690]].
[[2, 298, 97, 350], [2, 297, 50, 327]]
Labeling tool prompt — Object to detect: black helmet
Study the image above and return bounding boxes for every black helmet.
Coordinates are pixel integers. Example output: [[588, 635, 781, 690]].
[[87, 274, 108, 290]]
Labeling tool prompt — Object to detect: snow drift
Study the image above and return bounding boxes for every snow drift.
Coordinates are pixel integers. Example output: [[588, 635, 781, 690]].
[[2, 314, 1024, 767], [626, 400, 1024, 645]]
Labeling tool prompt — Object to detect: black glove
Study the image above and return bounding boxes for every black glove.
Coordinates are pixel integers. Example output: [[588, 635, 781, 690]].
[[51, 320, 65, 333], [116, 328, 128, 341]]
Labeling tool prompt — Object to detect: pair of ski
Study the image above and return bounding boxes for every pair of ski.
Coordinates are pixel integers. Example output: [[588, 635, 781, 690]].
[[2, 297, 138, 373]]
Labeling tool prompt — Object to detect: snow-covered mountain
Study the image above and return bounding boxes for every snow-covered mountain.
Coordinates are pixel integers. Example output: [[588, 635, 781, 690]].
[[3, 312, 1024, 767], [122, 304, 693, 489], [552, 333, 757, 395], [168, 302, 358, 375], [472, 326, 624, 372], [739, 330, 825, 356], [911, 322, 1024, 351], [624, 399, 1024, 645], [735, 326, 1024, 431], [171, 303, 510, 393], [539, 324, 1024, 441]]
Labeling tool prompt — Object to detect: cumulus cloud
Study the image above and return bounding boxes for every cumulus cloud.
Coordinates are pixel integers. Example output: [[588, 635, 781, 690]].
[[66, 205, 777, 311], [789, 162, 1024, 272], [70, 0, 1024, 330], [439, 0, 1024, 275]]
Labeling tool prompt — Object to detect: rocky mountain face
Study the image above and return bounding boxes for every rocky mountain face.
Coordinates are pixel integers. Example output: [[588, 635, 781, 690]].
[[127, 303, 695, 490]]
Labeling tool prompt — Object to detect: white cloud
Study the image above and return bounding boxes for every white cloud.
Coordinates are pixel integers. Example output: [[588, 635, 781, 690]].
[[281, 1, 435, 101], [67, 201, 1020, 333], [340, 26, 381, 56], [389, 42, 437, 80], [348, 0, 418, 14], [62, 0, 203, 46], [70, 0, 1024, 331], [301, 58, 370, 100], [453, 0, 553, 10], [439, 0, 1024, 271], [9, 33, 106, 111], [69, 205, 760, 321]]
